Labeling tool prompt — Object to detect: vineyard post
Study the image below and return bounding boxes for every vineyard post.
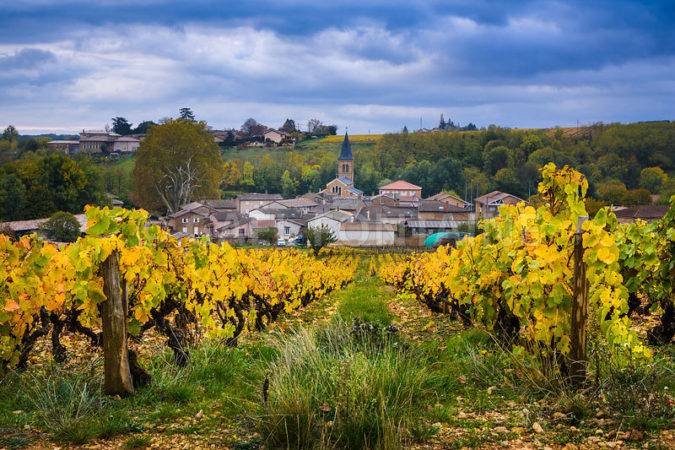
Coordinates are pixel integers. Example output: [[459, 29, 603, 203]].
[[100, 250, 135, 396], [569, 215, 589, 386]]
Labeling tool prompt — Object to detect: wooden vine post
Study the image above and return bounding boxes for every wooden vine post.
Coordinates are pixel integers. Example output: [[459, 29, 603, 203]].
[[100, 250, 134, 396], [569, 215, 589, 386]]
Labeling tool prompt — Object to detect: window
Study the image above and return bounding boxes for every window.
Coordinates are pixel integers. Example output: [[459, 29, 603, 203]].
[[182, 227, 187, 233], [284, 226, 290, 235], [193, 217, 200, 223], [238, 228, 245, 236], [194, 226, 199, 235], [181, 218, 188, 224]]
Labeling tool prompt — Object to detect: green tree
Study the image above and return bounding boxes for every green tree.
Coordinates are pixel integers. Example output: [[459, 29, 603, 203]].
[[178, 107, 195, 121], [494, 167, 523, 195], [4, 152, 103, 219], [306, 224, 337, 256], [133, 120, 157, 134], [111, 117, 133, 135], [39, 211, 81, 242], [639, 167, 669, 193], [0, 173, 27, 220], [2, 125, 19, 142], [256, 227, 278, 245], [133, 120, 222, 213], [482, 145, 509, 175], [280, 119, 297, 133], [281, 169, 298, 197], [596, 180, 628, 205]]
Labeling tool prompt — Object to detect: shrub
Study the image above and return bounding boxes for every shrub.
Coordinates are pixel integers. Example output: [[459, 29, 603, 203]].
[[39, 211, 81, 242], [306, 224, 336, 256]]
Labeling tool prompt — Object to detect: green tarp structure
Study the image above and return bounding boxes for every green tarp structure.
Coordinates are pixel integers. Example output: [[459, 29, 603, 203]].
[[423, 231, 472, 248]]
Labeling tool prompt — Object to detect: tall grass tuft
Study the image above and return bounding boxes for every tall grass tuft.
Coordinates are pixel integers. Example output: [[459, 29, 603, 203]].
[[258, 320, 432, 449]]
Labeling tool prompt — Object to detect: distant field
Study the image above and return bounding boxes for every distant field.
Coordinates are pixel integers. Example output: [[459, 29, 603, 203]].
[[319, 134, 383, 143]]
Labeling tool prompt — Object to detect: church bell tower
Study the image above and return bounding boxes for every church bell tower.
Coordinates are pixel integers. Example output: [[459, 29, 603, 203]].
[[337, 132, 354, 182]]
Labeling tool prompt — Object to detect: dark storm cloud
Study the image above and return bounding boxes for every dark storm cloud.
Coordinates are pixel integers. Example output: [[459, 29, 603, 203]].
[[0, 0, 673, 133]]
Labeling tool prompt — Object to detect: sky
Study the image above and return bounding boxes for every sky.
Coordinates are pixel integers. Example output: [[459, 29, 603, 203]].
[[1, 0, 674, 134]]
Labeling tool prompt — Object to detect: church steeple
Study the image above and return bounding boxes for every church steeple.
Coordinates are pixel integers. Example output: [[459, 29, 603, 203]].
[[337, 132, 354, 182]]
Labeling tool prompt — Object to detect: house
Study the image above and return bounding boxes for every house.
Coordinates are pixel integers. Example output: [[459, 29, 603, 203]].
[[263, 129, 290, 145], [322, 133, 363, 199], [276, 218, 306, 241], [167, 202, 212, 236], [79, 131, 119, 153], [355, 205, 417, 225], [474, 191, 524, 219], [338, 222, 397, 246], [236, 193, 283, 214], [425, 192, 471, 208], [613, 205, 669, 223], [369, 194, 399, 207], [418, 201, 475, 222], [47, 140, 79, 154], [307, 210, 352, 237], [216, 217, 253, 241], [166, 199, 238, 237], [378, 180, 422, 200], [276, 197, 318, 213], [112, 136, 141, 153]]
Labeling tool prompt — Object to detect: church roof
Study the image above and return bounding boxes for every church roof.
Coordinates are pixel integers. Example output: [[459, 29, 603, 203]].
[[338, 132, 353, 161], [337, 176, 353, 185]]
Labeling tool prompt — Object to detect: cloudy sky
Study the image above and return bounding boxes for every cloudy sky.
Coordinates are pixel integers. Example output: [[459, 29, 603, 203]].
[[1, 0, 674, 134]]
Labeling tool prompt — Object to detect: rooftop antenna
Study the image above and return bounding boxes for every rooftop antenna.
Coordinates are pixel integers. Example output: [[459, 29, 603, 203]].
[[420, 116, 423, 130]]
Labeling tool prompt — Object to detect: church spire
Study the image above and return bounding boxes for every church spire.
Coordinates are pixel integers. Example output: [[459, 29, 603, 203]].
[[339, 132, 353, 161]]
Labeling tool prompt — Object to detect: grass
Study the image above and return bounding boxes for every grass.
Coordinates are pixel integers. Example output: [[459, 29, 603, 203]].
[[257, 320, 433, 449], [335, 271, 393, 327]]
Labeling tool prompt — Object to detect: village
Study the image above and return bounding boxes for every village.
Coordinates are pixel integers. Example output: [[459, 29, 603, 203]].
[[4, 130, 667, 247]]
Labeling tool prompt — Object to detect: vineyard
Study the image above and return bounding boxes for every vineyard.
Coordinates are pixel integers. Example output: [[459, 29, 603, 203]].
[[0, 164, 673, 449]]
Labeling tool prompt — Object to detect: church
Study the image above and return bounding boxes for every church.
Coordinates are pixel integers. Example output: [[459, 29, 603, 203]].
[[322, 133, 363, 198]]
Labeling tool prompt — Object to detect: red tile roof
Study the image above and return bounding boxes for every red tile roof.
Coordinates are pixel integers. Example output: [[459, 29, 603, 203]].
[[379, 180, 422, 190]]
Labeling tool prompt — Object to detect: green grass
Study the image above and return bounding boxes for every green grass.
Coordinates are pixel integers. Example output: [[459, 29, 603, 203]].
[[257, 320, 433, 449], [335, 270, 392, 327]]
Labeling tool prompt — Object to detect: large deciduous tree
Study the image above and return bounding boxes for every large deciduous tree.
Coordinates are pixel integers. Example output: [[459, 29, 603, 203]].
[[133, 120, 222, 214]]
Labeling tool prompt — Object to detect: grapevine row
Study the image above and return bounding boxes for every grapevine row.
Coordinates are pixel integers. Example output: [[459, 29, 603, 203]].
[[0, 208, 357, 373]]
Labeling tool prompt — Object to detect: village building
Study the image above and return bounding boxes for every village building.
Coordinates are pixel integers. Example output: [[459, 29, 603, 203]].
[[307, 210, 352, 237], [322, 133, 363, 199], [263, 129, 292, 146], [378, 180, 423, 200], [216, 217, 253, 241], [236, 193, 284, 214], [112, 135, 141, 153], [418, 201, 474, 222], [405, 220, 459, 236], [425, 191, 471, 208], [338, 222, 397, 246], [47, 140, 79, 154], [474, 191, 524, 219], [276, 218, 307, 241], [613, 205, 669, 223]]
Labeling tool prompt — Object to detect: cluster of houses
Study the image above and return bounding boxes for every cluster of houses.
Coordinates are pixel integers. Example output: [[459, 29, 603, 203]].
[[163, 134, 526, 246], [47, 127, 296, 156]]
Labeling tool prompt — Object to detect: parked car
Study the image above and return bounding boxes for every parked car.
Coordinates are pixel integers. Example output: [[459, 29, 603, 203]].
[[277, 238, 286, 247]]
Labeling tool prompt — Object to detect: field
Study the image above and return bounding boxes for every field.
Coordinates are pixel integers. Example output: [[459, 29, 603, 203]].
[[1, 166, 673, 449]]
